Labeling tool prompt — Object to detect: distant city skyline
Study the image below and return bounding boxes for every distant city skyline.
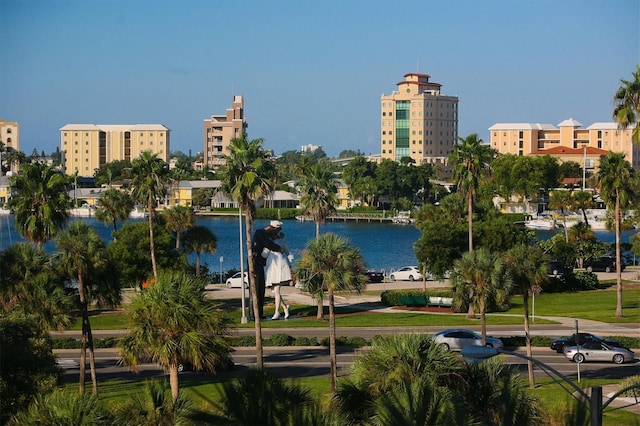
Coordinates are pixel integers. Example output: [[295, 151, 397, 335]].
[[1, 0, 638, 159]]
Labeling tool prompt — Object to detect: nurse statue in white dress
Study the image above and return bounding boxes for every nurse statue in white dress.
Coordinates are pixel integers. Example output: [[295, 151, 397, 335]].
[[264, 232, 293, 320]]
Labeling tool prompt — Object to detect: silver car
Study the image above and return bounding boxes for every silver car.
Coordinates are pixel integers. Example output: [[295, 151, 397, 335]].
[[433, 329, 503, 351], [564, 341, 635, 364]]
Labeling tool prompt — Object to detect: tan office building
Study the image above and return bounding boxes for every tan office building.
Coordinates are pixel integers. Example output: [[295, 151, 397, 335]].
[[380, 73, 458, 174], [204, 95, 246, 168], [60, 124, 170, 177], [0, 118, 20, 152], [489, 118, 639, 174]]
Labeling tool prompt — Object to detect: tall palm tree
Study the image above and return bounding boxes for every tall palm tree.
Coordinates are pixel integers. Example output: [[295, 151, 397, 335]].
[[8, 162, 70, 250], [450, 248, 512, 343], [55, 221, 108, 396], [613, 65, 640, 144], [295, 233, 368, 392], [221, 135, 276, 369], [449, 133, 495, 252], [182, 225, 217, 277], [95, 188, 134, 233], [131, 151, 172, 280], [503, 244, 548, 388], [119, 271, 233, 402], [162, 205, 195, 249], [595, 151, 637, 317], [548, 190, 572, 242], [298, 162, 339, 320]]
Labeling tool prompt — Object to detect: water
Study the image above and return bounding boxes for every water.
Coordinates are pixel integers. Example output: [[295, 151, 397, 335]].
[[1, 214, 636, 274]]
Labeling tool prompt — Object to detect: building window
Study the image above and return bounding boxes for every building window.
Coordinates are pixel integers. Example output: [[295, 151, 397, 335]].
[[6, 128, 11, 134]]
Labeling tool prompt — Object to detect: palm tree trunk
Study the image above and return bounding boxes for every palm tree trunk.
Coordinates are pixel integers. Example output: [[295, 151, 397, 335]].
[[79, 323, 86, 394], [315, 219, 324, 320], [522, 292, 535, 388], [328, 290, 337, 393], [148, 198, 158, 280], [467, 193, 473, 252], [615, 196, 623, 317], [195, 252, 201, 277], [480, 300, 487, 345], [169, 364, 179, 403], [86, 316, 98, 396], [245, 212, 264, 368]]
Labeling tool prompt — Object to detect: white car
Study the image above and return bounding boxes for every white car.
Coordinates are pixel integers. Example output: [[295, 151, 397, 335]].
[[389, 266, 423, 281], [564, 341, 635, 364], [226, 272, 248, 288], [433, 329, 504, 351]]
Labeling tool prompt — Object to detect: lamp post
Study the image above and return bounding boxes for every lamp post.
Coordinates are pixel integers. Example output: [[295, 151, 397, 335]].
[[219, 256, 223, 284], [461, 345, 640, 426]]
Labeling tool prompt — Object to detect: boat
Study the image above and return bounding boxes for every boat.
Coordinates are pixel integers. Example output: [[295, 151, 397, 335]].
[[0, 207, 11, 215], [69, 205, 95, 217], [524, 218, 555, 230], [392, 211, 414, 224], [129, 206, 147, 219]]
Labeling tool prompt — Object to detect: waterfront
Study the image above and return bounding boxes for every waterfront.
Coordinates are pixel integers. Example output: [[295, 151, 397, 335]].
[[0, 213, 637, 275]]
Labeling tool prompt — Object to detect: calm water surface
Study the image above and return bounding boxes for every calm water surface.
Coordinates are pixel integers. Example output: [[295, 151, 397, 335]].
[[0, 214, 635, 274]]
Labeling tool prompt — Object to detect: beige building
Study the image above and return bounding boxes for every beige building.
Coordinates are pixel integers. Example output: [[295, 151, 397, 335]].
[[0, 118, 20, 153], [380, 73, 458, 175], [204, 95, 246, 168], [489, 118, 639, 174], [60, 124, 170, 177]]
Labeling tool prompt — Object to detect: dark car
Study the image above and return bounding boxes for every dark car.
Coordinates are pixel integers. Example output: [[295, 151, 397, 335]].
[[584, 256, 624, 273], [178, 355, 235, 373], [550, 332, 622, 353], [362, 270, 385, 283], [547, 260, 573, 277]]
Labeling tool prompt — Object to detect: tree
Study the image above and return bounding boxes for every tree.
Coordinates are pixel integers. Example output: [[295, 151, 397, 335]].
[[131, 151, 172, 280], [571, 190, 596, 226], [161, 205, 195, 249], [55, 221, 110, 396], [183, 225, 217, 277], [9, 389, 112, 425], [595, 151, 638, 317], [613, 65, 640, 144], [119, 271, 233, 402], [95, 188, 134, 233], [503, 244, 548, 388], [548, 190, 572, 242], [450, 249, 512, 342], [449, 133, 494, 251], [295, 233, 368, 392], [8, 162, 70, 250], [220, 135, 276, 369]]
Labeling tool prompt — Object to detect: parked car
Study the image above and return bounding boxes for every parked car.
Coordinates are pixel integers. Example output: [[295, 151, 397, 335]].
[[178, 355, 235, 373], [584, 256, 624, 273], [563, 341, 635, 364], [226, 272, 248, 288], [433, 329, 503, 351], [547, 260, 573, 277], [550, 333, 622, 353], [389, 266, 422, 282], [362, 270, 385, 283]]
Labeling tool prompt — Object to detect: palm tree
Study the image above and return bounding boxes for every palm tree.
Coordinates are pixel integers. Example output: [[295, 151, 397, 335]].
[[548, 190, 572, 242], [449, 133, 494, 252], [162, 205, 195, 249], [613, 65, 640, 144], [450, 248, 512, 343], [113, 379, 195, 426], [503, 244, 548, 388], [182, 225, 217, 277], [55, 221, 108, 396], [131, 151, 172, 280], [298, 162, 339, 320], [595, 151, 638, 317], [8, 162, 70, 250], [571, 190, 595, 227], [119, 271, 233, 402], [9, 389, 112, 425], [95, 188, 134, 233], [295, 233, 368, 392], [221, 135, 276, 369]]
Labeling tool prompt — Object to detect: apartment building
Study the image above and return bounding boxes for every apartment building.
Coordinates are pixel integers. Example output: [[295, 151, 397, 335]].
[[380, 73, 458, 175], [203, 95, 247, 168], [488, 118, 639, 174], [0, 118, 19, 153], [60, 124, 170, 177]]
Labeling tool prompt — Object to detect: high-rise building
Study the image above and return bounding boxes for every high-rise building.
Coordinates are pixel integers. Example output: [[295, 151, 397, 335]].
[[489, 119, 639, 173], [380, 73, 458, 174], [60, 124, 170, 177], [203, 95, 246, 168], [0, 118, 20, 153]]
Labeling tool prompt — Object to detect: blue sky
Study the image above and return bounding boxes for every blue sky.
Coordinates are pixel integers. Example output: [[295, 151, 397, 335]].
[[1, 0, 638, 158]]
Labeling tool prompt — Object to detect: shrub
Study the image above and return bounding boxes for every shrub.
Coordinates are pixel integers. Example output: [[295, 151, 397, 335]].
[[231, 335, 256, 347], [619, 375, 640, 398], [293, 337, 319, 346], [265, 333, 295, 346]]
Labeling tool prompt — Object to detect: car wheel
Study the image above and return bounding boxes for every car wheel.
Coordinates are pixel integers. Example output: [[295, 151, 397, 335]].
[[226, 282, 232, 288], [440, 343, 450, 351], [561, 344, 570, 353], [613, 354, 625, 364], [178, 363, 185, 373], [573, 353, 585, 363], [485, 343, 494, 348], [390, 275, 396, 281], [605, 266, 612, 273], [552, 269, 559, 276], [587, 266, 593, 273], [408, 275, 415, 282]]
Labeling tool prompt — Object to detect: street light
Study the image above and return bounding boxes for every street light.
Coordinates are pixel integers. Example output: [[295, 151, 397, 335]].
[[461, 345, 640, 426]]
